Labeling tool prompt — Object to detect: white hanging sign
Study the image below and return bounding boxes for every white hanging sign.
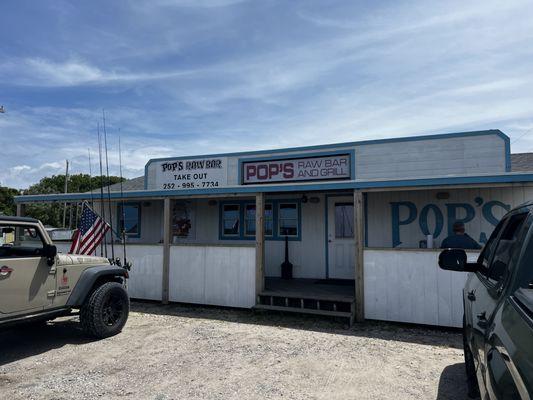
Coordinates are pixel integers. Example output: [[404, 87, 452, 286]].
[[154, 158, 228, 190]]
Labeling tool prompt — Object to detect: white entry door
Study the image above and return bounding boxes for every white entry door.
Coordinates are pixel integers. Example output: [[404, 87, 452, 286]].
[[327, 196, 355, 279]]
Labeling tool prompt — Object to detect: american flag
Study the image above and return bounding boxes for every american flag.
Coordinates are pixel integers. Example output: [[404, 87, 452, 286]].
[[69, 203, 110, 255]]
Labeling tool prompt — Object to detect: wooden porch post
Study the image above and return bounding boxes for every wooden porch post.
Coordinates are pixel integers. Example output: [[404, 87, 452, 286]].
[[354, 189, 365, 322], [255, 192, 265, 297], [16, 203, 25, 217], [162, 197, 171, 304]]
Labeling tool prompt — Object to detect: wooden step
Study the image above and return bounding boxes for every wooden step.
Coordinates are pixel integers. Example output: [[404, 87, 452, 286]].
[[254, 304, 352, 318], [259, 290, 354, 303]]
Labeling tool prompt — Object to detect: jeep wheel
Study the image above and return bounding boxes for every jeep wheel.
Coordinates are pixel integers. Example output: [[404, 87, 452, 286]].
[[463, 316, 480, 399], [80, 282, 129, 339]]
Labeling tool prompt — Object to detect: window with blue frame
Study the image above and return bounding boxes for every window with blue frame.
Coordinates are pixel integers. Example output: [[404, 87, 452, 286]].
[[222, 204, 240, 236], [220, 200, 300, 240], [117, 203, 141, 238], [244, 203, 273, 237], [278, 202, 298, 237]]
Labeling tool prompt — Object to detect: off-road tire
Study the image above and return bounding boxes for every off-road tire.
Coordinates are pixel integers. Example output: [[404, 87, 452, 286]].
[[463, 316, 480, 399], [80, 282, 129, 339]]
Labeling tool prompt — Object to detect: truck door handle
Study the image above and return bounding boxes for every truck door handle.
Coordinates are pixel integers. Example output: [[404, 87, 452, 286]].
[[467, 290, 476, 301], [477, 312, 488, 329], [0, 266, 14, 276]]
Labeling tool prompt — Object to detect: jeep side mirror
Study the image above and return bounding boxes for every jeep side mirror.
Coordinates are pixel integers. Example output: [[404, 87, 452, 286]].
[[438, 249, 480, 272], [44, 244, 57, 266]]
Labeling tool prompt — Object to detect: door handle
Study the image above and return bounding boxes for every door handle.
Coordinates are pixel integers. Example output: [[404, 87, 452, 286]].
[[0, 266, 14, 276], [476, 311, 488, 329], [467, 290, 476, 301]]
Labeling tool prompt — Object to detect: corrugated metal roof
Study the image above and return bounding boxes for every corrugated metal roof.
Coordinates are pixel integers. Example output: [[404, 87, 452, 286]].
[[511, 153, 533, 172]]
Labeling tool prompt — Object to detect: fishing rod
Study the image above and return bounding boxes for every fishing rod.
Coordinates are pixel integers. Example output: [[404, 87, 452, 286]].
[[88, 148, 95, 209], [118, 134, 127, 267], [88, 148, 96, 255], [102, 109, 115, 260], [97, 122, 108, 258]]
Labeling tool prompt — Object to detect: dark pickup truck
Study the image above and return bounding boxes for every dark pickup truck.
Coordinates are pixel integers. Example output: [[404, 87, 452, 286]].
[[439, 203, 533, 399]]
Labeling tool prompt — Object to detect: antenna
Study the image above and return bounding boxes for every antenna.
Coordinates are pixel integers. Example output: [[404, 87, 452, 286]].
[[97, 122, 108, 258], [102, 109, 115, 260], [118, 135, 127, 267], [62, 160, 69, 228]]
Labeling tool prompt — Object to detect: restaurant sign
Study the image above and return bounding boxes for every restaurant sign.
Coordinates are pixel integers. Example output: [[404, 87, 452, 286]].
[[242, 154, 351, 184], [155, 157, 228, 190]]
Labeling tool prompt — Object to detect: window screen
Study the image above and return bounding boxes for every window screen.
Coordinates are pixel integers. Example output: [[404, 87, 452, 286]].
[[335, 203, 354, 238]]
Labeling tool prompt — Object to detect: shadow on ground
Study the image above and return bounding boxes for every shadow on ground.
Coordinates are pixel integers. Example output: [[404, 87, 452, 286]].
[[436, 363, 470, 400], [130, 300, 463, 349], [0, 318, 94, 366]]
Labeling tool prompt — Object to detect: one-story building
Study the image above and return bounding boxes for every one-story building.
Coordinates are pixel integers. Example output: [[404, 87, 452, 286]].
[[15, 129, 533, 327]]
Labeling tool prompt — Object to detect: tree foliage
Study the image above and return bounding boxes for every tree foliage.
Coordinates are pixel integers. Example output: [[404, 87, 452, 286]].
[[0, 186, 20, 216], [20, 174, 124, 227]]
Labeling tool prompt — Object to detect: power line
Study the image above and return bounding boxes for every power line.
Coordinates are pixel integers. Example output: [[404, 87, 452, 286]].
[[511, 126, 533, 145]]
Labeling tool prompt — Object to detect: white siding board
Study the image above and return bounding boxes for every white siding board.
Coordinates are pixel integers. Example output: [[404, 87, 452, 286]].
[[169, 245, 255, 308], [124, 245, 164, 301], [364, 249, 472, 327]]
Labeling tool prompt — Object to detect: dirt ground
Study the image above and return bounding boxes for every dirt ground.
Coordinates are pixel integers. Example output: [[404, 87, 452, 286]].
[[0, 302, 468, 400]]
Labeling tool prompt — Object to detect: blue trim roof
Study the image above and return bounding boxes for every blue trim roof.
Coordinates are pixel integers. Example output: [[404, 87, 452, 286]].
[[14, 172, 533, 203]]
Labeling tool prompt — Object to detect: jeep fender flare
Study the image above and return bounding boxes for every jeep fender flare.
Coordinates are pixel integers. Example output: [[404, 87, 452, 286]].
[[66, 265, 128, 307]]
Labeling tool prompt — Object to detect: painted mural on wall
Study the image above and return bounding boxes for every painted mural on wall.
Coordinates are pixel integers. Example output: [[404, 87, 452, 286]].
[[364, 188, 531, 249], [390, 197, 510, 248]]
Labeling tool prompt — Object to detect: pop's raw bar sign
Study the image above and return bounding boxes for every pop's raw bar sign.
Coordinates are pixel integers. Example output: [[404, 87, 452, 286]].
[[242, 154, 351, 184], [155, 157, 228, 190]]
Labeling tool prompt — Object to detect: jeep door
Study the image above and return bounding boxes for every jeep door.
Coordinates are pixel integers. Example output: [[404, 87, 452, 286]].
[[469, 212, 529, 398], [0, 224, 56, 317]]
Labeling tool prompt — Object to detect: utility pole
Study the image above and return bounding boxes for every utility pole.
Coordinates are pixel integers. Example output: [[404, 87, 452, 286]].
[[62, 160, 69, 228]]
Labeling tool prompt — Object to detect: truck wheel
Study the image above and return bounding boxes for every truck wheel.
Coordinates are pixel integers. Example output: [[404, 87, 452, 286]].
[[463, 316, 480, 398], [80, 282, 129, 339]]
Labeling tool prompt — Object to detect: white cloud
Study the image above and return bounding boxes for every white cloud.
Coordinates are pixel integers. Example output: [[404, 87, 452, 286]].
[[3, 0, 533, 189]]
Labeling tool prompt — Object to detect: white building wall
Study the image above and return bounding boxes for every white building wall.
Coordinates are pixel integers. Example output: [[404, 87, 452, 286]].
[[264, 193, 327, 279], [364, 249, 478, 327], [145, 131, 507, 190], [169, 244, 256, 308], [355, 134, 506, 180]]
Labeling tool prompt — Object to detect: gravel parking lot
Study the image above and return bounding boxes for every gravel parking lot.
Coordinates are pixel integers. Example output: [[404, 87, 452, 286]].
[[0, 302, 467, 400]]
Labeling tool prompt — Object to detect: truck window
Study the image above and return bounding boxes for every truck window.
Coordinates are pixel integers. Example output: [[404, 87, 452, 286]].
[[0, 225, 46, 258], [486, 213, 528, 286], [478, 218, 507, 277]]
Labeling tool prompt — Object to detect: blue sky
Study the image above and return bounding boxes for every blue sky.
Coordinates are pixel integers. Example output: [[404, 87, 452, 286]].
[[1, 0, 533, 189]]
